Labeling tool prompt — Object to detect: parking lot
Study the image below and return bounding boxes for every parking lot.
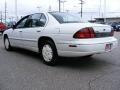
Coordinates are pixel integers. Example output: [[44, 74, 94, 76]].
[[0, 32, 120, 90]]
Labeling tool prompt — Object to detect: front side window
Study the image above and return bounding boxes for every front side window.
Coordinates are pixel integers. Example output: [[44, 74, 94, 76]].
[[15, 13, 47, 29], [16, 16, 29, 28]]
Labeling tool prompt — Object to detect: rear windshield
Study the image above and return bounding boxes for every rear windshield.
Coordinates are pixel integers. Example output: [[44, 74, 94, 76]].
[[50, 12, 82, 24]]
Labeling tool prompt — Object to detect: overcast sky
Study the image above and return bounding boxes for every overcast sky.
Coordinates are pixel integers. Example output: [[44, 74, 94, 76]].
[[0, 0, 120, 21]]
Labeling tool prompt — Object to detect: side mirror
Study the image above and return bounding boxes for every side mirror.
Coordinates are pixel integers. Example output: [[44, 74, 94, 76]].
[[12, 25, 15, 29], [12, 22, 16, 29]]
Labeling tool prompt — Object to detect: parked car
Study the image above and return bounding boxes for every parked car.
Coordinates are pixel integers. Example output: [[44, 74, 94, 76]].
[[0, 22, 6, 33], [111, 22, 120, 31], [115, 24, 120, 31], [3, 12, 118, 65]]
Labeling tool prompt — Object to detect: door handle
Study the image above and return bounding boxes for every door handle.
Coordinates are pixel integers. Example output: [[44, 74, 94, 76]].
[[37, 31, 41, 32], [19, 31, 22, 32]]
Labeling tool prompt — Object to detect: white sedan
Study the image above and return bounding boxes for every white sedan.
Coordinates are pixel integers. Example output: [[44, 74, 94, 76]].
[[3, 12, 118, 65]]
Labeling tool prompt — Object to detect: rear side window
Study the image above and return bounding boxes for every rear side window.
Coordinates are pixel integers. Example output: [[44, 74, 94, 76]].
[[50, 12, 81, 24], [40, 14, 47, 26]]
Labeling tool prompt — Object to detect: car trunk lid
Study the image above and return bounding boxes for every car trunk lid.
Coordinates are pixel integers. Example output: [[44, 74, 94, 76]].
[[59, 23, 113, 38]]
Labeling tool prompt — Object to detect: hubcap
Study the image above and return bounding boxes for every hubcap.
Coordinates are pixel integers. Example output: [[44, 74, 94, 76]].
[[42, 44, 53, 62], [5, 38, 9, 49]]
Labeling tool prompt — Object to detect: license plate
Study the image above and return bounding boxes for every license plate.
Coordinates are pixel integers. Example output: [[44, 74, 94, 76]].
[[105, 43, 113, 51]]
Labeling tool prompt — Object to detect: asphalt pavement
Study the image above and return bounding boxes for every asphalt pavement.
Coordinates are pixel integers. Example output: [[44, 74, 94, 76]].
[[0, 32, 120, 90]]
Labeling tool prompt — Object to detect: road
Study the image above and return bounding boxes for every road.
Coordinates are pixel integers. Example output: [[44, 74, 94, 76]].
[[0, 32, 120, 90]]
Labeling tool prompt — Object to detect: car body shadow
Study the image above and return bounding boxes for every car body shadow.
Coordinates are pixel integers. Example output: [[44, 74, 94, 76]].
[[12, 48, 109, 70], [57, 56, 109, 70]]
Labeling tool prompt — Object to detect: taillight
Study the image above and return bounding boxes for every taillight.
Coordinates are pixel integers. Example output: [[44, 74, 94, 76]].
[[73, 27, 95, 39]]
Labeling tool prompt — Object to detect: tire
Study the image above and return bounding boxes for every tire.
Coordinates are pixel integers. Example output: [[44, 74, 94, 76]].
[[0, 31, 4, 34], [1, 31, 4, 34], [4, 36, 12, 51], [40, 40, 58, 66]]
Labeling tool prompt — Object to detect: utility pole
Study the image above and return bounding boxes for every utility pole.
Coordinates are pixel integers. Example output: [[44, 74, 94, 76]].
[[0, 11, 2, 22], [37, 6, 41, 12], [61, 0, 67, 12], [48, 5, 52, 12], [99, 0, 101, 17], [79, 0, 84, 18], [58, 0, 61, 12], [5, 0, 7, 24], [104, 0, 106, 23], [11, 16, 14, 22]]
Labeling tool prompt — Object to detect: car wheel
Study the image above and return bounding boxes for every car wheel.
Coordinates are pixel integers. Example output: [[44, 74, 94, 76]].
[[40, 40, 58, 66], [4, 36, 12, 51]]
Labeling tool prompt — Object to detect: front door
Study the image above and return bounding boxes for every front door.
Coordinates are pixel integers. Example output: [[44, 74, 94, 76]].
[[20, 13, 47, 51], [10, 16, 29, 47]]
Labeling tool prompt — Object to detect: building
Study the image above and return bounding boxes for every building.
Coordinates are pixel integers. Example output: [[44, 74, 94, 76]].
[[95, 17, 120, 24]]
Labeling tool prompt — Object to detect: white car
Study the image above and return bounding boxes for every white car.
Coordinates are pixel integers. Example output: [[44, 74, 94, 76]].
[[3, 12, 118, 65]]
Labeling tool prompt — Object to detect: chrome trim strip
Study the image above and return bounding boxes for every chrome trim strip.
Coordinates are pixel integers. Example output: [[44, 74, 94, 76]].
[[57, 41, 117, 45], [9, 38, 37, 42]]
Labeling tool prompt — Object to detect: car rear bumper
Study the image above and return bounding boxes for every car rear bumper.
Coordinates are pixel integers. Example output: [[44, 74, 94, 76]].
[[57, 37, 118, 57], [0, 29, 4, 32]]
